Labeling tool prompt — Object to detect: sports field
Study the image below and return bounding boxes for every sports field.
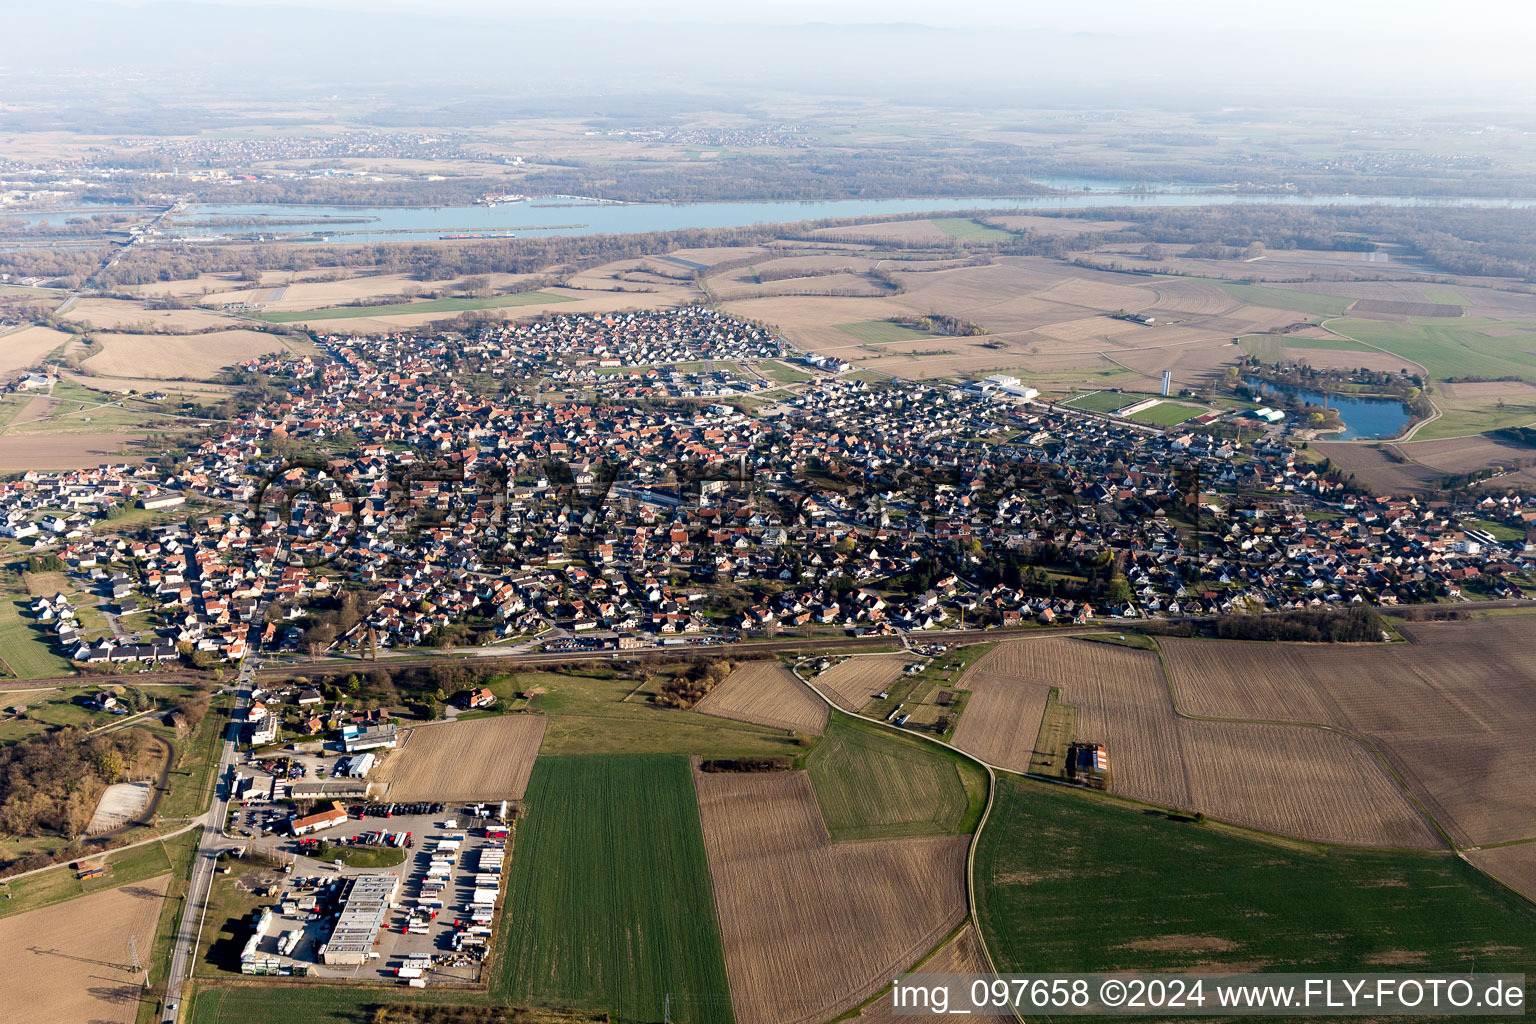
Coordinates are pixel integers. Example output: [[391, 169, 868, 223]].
[[977, 777, 1536, 980], [806, 714, 982, 841], [499, 754, 734, 1024], [1126, 400, 1203, 426], [1061, 390, 1137, 414], [254, 291, 572, 323]]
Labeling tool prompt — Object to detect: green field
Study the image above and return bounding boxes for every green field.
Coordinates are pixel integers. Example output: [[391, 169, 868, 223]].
[[757, 359, 812, 383], [978, 777, 1536, 983], [1062, 390, 1139, 414], [1238, 333, 1371, 364], [0, 586, 74, 679], [0, 833, 181, 918], [1413, 398, 1536, 440], [490, 667, 797, 757], [1328, 317, 1536, 381], [499, 755, 733, 1024], [1126, 401, 1204, 426], [930, 217, 1015, 242], [834, 320, 940, 344], [1216, 282, 1355, 317], [1423, 287, 1469, 305], [1027, 687, 1077, 776], [806, 713, 978, 841], [253, 291, 572, 323]]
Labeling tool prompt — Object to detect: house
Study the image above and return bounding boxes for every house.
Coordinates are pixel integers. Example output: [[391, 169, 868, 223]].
[[464, 687, 496, 709], [296, 688, 324, 706]]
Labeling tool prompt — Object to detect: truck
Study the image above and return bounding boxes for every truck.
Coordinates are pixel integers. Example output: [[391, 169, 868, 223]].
[[277, 929, 302, 956]]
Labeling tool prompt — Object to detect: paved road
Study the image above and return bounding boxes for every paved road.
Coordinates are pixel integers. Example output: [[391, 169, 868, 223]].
[[160, 623, 264, 1019]]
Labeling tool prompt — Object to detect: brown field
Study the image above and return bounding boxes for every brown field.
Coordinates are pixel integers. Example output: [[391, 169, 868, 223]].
[[1282, 348, 1410, 373], [199, 270, 541, 312], [1350, 299, 1464, 318], [1162, 620, 1536, 847], [60, 369, 235, 397], [956, 638, 1438, 847], [0, 433, 152, 470], [83, 329, 290, 379], [1466, 843, 1536, 904], [0, 325, 69, 376], [696, 769, 969, 1024], [372, 714, 546, 802], [724, 257, 1331, 384], [282, 286, 699, 334], [1318, 431, 1536, 494], [62, 297, 240, 332], [694, 660, 828, 735], [854, 925, 1002, 1022], [813, 654, 922, 712], [950, 638, 1088, 774], [0, 873, 170, 1024]]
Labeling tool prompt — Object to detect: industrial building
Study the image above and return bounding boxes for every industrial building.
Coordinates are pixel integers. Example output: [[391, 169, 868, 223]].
[[341, 723, 398, 753], [290, 801, 349, 836], [322, 872, 400, 965]]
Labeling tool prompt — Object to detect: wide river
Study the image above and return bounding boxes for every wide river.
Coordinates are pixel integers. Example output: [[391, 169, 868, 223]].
[[169, 190, 1536, 244]]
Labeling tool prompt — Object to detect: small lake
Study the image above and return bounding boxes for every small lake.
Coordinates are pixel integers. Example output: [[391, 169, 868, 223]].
[[1244, 377, 1411, 440], [167, 191, 1536, 244]]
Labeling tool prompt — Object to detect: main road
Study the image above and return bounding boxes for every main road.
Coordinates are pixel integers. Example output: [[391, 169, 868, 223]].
[[160, 615, 263, 1019]]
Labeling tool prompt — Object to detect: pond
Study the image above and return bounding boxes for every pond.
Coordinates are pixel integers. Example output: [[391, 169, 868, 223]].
[[1244, 377, 1411, 440]]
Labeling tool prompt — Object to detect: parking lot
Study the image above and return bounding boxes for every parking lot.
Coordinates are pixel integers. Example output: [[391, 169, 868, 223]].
[[237, 803, 510, 984]]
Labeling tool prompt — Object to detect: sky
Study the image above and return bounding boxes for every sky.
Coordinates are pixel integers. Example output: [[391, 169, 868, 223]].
[[12, 0, 1536, 107], [84, 0, 1536, 34]]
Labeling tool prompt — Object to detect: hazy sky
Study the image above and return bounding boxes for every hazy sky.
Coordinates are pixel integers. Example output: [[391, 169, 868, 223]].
[[85, 0, 1536, 35]]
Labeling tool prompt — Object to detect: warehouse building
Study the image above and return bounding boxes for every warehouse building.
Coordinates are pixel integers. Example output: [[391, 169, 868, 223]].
[[322, 872, 400, 966]]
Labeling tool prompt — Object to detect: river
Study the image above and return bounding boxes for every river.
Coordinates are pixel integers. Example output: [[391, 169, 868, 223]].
[[165, 190, 1536, 244]]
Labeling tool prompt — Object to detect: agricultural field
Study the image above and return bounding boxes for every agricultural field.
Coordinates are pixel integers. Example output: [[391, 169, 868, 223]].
[[954, 636, 1437, 847], [1466, 843, 1536, 905], [693, 660, 828, 735], [253, 290, 573, 323], [0, 324, 70, 376], [833, 320, 939, 344], [805, 714, 978, 841], [499, 755, 733, 1024], [0, 578, 76, 678], [1216, 282, 1355, 317], [977, 778, 1536, 987], [61, 296, 242, 332], [948, 637, 1069, 773], [811, 653, 922, 712], [719, 256, 1308, 386], [82, 329, 291, 379], [1161, 620, 1536, 847], [695, 768, 969, 1024], [490, 666, 799, 758], [930, 217, 1015, 242], [0, 872, 171, 1024], [853, 925, 1000, 1023], [1328, 316, 1536, 382], [372, 714, 546, 802]]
